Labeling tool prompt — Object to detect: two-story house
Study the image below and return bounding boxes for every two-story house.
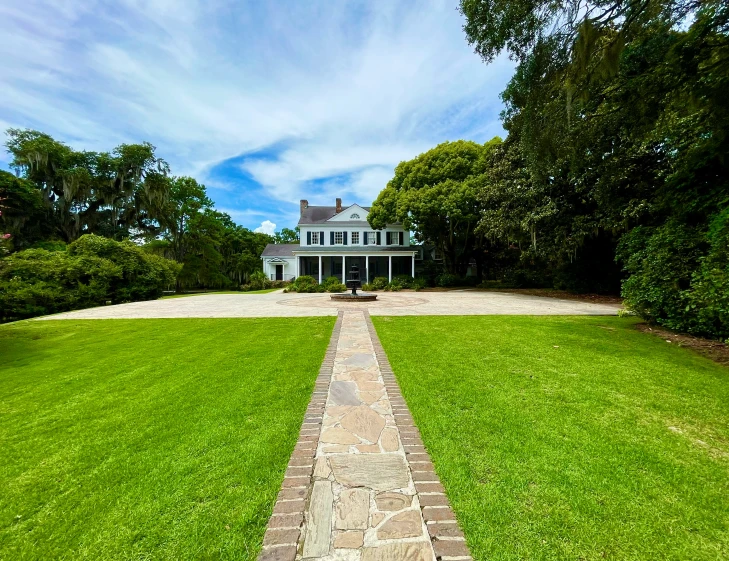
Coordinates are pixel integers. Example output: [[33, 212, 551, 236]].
[[261, 198, 417, 284]]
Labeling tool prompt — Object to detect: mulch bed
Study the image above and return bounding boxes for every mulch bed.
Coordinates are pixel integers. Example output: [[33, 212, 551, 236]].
[[636, 323, 729, 367]]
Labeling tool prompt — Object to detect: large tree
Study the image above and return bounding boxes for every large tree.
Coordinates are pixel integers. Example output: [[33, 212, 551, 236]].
[[461, 0, 729, 330], [368, 139, 501, 275], [5, 129, 170, 241]]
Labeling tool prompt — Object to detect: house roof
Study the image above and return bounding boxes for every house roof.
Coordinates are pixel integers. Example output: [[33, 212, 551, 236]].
[[298, 205, 371, 225], [261, 243, 299, 257]]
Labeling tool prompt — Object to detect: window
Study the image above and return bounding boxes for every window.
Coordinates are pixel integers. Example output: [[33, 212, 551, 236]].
[[351, 231, 360, 245], [350, 213, 360, 220], [387, 232, 401, 245], [311, 231, 319, 245], [366, 232, 377, 244], [334, 232, 344, 245]]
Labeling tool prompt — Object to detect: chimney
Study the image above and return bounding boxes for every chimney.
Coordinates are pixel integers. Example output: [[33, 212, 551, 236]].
[[300, 199, 308, 216], [336, 198, 342, 213]]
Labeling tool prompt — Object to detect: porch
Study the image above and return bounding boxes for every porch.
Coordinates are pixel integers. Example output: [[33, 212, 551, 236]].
[[296, 253, 416, 284]]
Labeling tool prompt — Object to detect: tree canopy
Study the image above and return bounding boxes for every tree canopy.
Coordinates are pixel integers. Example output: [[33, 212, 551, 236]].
[[1, 129, 274, 313], [452, 0, 729, 335]]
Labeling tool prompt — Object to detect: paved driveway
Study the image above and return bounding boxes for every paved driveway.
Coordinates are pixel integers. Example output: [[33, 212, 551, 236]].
[[39, 290, 621, 319]]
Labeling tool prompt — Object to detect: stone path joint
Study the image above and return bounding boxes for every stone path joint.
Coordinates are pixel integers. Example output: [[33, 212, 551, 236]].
[[259, 310, 472, 561]]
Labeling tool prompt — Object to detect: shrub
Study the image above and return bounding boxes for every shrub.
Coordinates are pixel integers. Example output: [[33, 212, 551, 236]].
[[435, 273, 458, 287], [0, 234, 180, 322], [371, 277, 389, 290], [618, 222, 702, 332], [289, 275, 324, 293], [323, 276, 347, 293], [362, 282, 374, 291], [391, 275, 413, 289], [412, 277, 427, 291], [242, 270, 272, 291]]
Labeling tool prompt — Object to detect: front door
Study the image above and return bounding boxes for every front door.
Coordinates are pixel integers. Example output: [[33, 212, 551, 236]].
[[275, 265, 283, 281]]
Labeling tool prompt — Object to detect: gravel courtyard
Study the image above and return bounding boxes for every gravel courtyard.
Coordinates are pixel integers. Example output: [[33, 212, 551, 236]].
[[39, 290, 621, 320]]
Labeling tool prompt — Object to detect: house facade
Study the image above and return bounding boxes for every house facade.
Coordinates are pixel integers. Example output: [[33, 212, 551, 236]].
[[261, 198, 418, 283]]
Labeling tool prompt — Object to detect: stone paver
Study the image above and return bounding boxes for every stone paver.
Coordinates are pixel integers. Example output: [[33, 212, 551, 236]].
[[40, 289, 620, 320], [260, 310, 473, 561]]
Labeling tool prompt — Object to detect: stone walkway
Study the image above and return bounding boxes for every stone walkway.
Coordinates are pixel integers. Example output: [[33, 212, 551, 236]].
[[259, 311, 470, 561]]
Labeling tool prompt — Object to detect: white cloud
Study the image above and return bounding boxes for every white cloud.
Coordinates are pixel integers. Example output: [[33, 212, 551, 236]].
[[254, 220, 277, 236], [0, 0, 514, 222]]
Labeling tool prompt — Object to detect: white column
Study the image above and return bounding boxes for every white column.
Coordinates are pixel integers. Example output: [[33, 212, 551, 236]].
[[412, 254, 415, 277], [388, 255, 392, 283], [342, 255, 345, 282], [318, 255, 322, 284], [296, 256, 299, 278], [366, 256, 370, 283]]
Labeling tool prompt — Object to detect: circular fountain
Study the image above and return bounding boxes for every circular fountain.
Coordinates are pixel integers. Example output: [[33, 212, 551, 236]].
[[330, 263, 378, 301]]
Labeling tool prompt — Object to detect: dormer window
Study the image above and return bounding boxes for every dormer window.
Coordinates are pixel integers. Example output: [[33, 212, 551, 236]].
[[350, 213, 360, 220]]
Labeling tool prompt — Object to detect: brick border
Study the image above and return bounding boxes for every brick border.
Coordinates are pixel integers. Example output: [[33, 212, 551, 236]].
[[258, 311, 343, 561], [364, 311, 473, 561]]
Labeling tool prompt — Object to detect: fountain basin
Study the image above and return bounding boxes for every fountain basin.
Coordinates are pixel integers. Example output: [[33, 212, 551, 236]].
[[330, 293, 378, 301]]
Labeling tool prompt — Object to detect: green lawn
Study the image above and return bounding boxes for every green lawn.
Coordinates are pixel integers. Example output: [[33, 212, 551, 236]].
[[0, 317, 334, 560], [373, 316, 729, 561]]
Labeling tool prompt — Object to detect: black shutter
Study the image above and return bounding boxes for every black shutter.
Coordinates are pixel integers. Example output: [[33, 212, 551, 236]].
[[307, 231, 311, 245], [343, 232, 348, 245], [364, 232, 368, 245], [376, 231, 381, 245], [399, 232, 404, 246], [330, 231, 334, 245], [320, 231, 324, 245]]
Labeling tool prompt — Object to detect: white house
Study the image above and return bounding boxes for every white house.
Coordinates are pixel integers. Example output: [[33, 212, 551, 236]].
[[261, 198, 417, 283]]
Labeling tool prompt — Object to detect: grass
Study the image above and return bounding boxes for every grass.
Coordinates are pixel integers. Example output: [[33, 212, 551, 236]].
[[0, 317, 334, 560], [160, 289, 281, 299], [372, 316, 729, 561]]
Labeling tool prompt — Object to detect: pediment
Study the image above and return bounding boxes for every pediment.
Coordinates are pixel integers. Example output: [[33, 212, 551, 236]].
[[327, 204, 369, 222]]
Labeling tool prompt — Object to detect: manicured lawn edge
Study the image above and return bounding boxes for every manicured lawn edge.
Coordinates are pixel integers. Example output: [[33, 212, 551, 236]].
[[0, 317, 334, 560], [372, 315, 729, 561]]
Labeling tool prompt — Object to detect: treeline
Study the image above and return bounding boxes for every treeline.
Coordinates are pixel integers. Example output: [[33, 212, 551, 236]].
[[369, 0, 728, 338], [0, 130, 273, 320]]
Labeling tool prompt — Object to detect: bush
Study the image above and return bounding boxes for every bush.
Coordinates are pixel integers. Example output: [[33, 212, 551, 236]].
[[371, 277, 389, 290], [435, 273, 459, 287], [362, 282, 374, 291], [323, 276, 347, 293], [617, 217, 729, 339], [288, 275, 324, 293], [391, 275, 413, 289], [412, 277, 427, 291], [242, 270, 272, 291], [0, 234, 181, 322]]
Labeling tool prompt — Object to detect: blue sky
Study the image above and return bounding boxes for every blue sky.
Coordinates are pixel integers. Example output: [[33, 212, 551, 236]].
[[0, 0, 513, 234]]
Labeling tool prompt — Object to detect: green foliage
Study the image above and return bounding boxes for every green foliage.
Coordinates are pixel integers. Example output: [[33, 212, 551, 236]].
[[274, 227, 300, 244], [411, 277, 428, 291], [5, 129, 170, 242], [619, 212, 729, 338], [241, 270, 272, 291], [391, 274, 413, 289], [288, 275, 324, 293], [435, 273, 459, 287], [370, 277, 389, 290], [322, 276, 347, 293], [457, 0, 729, 335], [0, 234, 180, 321], [368, 139, 501, 275], [0, 170, 49, 249]]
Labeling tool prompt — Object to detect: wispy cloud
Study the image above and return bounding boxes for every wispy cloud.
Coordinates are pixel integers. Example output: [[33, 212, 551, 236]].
[[0, 0, 513, 229]]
